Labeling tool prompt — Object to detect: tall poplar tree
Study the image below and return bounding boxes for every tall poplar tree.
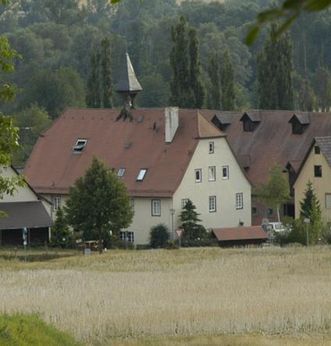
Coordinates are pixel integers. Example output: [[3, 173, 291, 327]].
[[220, 50, 235, 111], [86, 50, 101, 108], [257, 24, 293, 110], [207, 53, 221, 110], [100, 38, 112, 108], [170, 16, 204, 108]]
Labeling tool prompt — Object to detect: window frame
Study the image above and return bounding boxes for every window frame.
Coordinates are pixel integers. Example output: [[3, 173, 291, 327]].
[[208, 166, 216, 182], [137, 168, 147, 181], [314, 146, 320, 154], [222, 165, 229, 180], [235, 192, 243, 210], [314, 165, 322, 178], [181, 198, 189, 208], [151, 199, 161, 216], [73, 139, 87, 153], [325, 194, 331, 209], [52, 196, 61, 211], [195, 169, 202, 183], [209, 141, 214, 154], [209, 195, 217, 213], [117, 168, 126, 177], [120, 231, 134, 243]]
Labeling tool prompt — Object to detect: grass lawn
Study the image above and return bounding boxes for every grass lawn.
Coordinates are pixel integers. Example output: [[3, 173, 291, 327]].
[[1, 246, 331, 345]]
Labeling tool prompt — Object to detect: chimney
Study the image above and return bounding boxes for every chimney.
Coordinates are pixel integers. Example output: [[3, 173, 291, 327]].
[[165, 107, 179, 143]]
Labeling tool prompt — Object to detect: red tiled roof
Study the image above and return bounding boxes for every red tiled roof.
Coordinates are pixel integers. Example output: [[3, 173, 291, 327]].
[[202, 110, 331, 187], [213, 226, 268, 241], [24, 108, 224, 197]]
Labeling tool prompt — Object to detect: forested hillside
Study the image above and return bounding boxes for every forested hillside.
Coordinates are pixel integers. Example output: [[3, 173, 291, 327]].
[[0, 0, 330, 165]]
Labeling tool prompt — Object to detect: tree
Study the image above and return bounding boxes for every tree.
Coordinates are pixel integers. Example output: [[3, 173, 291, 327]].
[[256, 165, 290, 222], [150, 224, 170, 248], [51, 207, 72, 248], [86, 38, 113, 108], [246, 0, 331, 45], [313, 66, 331, 111], [179, 199, 206, 241], [207, 53, 221, 110], [170, 16, 204, 108], [220, 50, 235, 111], [257, 25, 293, 110], [65, 157, 133, 253], [300, 181, 322, 244]]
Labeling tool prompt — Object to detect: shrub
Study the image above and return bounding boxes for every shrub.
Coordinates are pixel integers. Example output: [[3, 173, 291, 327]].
[[150, 224, 170, 248]]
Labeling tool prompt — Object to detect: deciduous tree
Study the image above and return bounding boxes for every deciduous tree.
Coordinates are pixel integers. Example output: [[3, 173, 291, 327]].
[[65, 157, 133, 253]]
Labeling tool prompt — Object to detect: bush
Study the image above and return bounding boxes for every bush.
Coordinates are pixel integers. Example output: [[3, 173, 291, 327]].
[[150, 224, 170, 248]]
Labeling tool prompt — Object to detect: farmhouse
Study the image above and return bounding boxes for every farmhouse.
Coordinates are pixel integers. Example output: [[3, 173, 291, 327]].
[[294, 136, 331, 223], [0, 166, 52, 245], [204, 110, 331, 224]]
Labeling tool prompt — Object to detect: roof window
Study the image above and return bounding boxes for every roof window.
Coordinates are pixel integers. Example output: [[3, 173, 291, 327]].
[[137, 169, 147, 181], [240, 112, 261, 132], [73, 139, 87, 153], [118, 168, 126, 177]]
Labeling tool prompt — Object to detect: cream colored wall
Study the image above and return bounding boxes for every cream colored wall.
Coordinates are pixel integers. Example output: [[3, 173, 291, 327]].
[[0, 166, 38, 202], [125, 197, 173, 245], [173, 138, 251, 230], [294, 148, 331, 222]]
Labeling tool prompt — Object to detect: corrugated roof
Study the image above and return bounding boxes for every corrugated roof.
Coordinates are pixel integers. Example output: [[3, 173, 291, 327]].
[[0, 201, 52, 230], [24, 108, 223, 197], [315, 136, 331, 167], [115, 53, 143, 93], [213, 226, 268, 241], [203, 109, 331, 187]]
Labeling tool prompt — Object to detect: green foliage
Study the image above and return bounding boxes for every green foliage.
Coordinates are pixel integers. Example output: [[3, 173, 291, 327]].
[[246, 0, 331, 45], [207, 53, 221, 110], [11, 104, 51, 166], [220, 50, 235, 111], [300, 181, 323, 244], [65, 157, 133, 252], [180, 199, 208, 241], [150, 224, 170, 248], [256, 165, 290, 222], [0, 314, 80, 346], [313, 66, 331, 111], [257, 24, 294, 110], [51, 207, 72, 248], [170, 16, 204, 108]]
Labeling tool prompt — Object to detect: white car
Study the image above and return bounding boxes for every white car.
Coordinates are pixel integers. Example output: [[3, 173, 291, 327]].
[[262, 222, 287, 233]]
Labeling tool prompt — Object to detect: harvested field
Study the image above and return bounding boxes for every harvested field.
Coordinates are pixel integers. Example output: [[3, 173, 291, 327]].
[[0, 247, 331, 345]]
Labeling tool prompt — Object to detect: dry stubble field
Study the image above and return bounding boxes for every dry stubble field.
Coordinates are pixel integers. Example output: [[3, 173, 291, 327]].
[[1, 246, 331, 345]]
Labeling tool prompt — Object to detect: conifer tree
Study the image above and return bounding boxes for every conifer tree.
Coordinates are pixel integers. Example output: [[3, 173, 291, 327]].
[[51, 207, 71, 248], [170, 16, 204, 108], [300, 181, 322, 244], [100, 38, 112, 108], [86, 50, 101, 108], [220, 50, 235, 111], [207, 53, 221, 110], [257, 24, 293, 110], [180, 199, 206, 241]]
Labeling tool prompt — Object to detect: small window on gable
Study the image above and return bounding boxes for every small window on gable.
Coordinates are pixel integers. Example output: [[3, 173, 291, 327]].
[[222, 166, 229, 179], [137, 169, 147, 181], [314, 146, 320, 154], [314, 165, 322, 178], [209, 141, 214, 154], [73, 139, 87, 153], [151, 199, 161, 216], [209, 196, 216, 212], [195, 169, 202, 183], [235, 193, 243, 210], [118, 168, 126, 177], [181, 198, 189, 208]]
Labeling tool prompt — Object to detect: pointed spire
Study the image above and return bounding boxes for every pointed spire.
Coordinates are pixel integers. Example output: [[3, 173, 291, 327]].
[[116, 53, 142, 93]]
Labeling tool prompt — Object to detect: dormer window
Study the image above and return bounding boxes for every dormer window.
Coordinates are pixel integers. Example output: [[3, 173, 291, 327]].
[[118, 168, 126, 177], [240, 112, 261, 132], [73, 139, 87, 153], [289, 114, 310, 135], [211, 114, 231, 131], [137, 169, 147, 181]]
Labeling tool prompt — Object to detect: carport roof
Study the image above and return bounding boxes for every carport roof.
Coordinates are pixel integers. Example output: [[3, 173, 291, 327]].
[[0, 201, 52, 230], [213, 226, 268, 241]]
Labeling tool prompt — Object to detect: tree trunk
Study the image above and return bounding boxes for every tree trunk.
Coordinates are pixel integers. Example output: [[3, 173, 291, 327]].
[[276, 205, 280, 223], [98, 228, 103, 254]]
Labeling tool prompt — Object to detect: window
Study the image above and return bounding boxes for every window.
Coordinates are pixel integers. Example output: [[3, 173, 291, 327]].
[[208, 166, 216, 181], [209, 141, 214, 154], [117, 168, 126, 177], [314, 165, 322, 177], [181, 199, 189, 208], [137, 169, 147, 181], [73, 139, 87, 153], [235, 193, 243, 210], [222, 166, 229, 179], [325, 194, 331, 209], [267, 208, 273, 216], [151, 199, 161, 216], [252, 207, 257, 215], [314, 146, 320, 154], [195, 169, 202, 183], [120, 231, 134, 243], [209, 196, 216, 212], [52, 196, 61, 211]]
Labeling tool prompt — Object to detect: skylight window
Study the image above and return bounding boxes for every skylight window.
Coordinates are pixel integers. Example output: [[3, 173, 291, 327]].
[[118, 168, 126, 177], [137, 169, 147, 181], [73, 139, 87, 153]]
